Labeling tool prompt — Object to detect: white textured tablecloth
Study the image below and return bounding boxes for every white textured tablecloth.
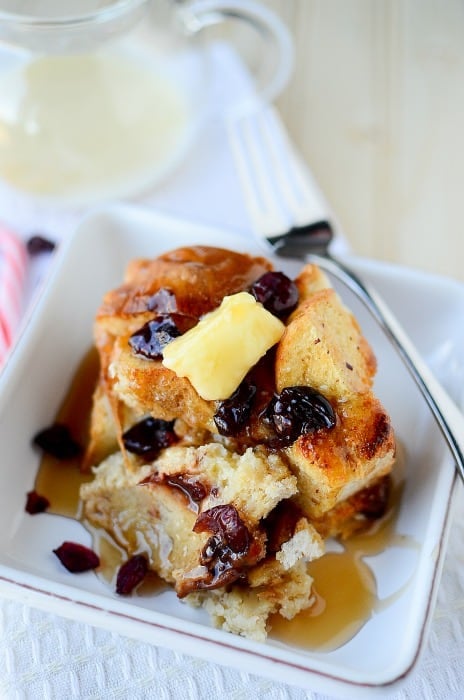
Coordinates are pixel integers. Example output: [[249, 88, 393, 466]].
[[0, 42, 463, 700]]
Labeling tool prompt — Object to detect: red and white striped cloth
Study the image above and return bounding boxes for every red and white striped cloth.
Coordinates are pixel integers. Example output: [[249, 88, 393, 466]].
[[0, 224, 27, 369]]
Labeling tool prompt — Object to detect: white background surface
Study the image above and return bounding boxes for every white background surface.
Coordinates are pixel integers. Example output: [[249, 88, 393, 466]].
[[0, 41, 463, 700]]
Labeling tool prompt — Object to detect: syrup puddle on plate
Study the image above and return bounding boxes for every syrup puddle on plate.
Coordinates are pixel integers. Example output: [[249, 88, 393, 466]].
[[269, 469, 416, 651], [34, 348, 416, 650], [34, 346, 98, 518], [88, 524, 167, 597]]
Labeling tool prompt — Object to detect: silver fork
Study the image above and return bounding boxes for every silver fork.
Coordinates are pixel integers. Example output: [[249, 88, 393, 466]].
[[227, 103, 464, 483]]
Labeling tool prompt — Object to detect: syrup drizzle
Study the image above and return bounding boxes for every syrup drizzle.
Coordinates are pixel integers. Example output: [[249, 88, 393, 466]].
[[35, 347, 98, 518], [269, 474, 415, 651], [34, 349, 414, 649]]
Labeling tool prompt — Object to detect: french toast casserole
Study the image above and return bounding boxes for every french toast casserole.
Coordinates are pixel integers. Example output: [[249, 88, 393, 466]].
[[79, 244, 396, 640]]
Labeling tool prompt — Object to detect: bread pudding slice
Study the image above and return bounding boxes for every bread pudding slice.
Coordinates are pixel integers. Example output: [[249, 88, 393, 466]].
[[81, 443, 324, 640], [80, 244, 396, 640]]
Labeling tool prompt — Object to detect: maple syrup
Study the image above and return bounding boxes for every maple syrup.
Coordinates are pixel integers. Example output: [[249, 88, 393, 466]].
[[34, 348, 411, 650], [270, 551, 377, 651], [270, 470, 414, 651], [34, 346, 99, 518], [83, 521, 167, 596], [34, 347, 167, 596]]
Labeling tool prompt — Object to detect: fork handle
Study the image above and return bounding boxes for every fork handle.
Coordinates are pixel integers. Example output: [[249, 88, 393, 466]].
[[311, 252, 464, 485]]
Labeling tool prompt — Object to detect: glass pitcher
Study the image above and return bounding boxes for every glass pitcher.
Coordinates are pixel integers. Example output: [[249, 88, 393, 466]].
[[0, 0, 293, 205]]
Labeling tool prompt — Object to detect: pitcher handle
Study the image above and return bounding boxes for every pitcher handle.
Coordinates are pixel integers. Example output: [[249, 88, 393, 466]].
[[179, 0, 294, 106]]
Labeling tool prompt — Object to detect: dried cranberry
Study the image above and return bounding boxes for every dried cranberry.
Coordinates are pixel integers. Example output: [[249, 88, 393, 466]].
[[129, 317, 179, 359], [266, 386, 336, 444], [355, 475, 391, 519], [25, 490, 50, 514], [26, 234, 56, 255], [116, 554, 148, 595], [33, 424, 82, 459], [140, 472, 208, 512], [262, 500, 302, 554], [250, 271, 299, 318], [163, 474, 208, 510], [129, 314, 196, 359], [122, 417, 177, 461], [194, 505, 250, 555], [213, 381, 257, 436], [53, 542, 100, 572], [165, 474, 208, 504], [194, 505, 251, 588], [146, 288, 177, 313]]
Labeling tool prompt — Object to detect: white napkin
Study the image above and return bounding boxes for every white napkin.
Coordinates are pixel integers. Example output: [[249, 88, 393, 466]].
[[0, 41, 463, 700]]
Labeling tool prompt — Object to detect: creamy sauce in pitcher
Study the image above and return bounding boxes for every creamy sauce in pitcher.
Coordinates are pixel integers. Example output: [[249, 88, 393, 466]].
[[0, 48, 191, 201]]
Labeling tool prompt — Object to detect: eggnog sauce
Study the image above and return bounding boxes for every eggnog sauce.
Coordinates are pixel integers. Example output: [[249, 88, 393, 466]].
[[0, 50, 190, 200], [35, 349, 411, 649]]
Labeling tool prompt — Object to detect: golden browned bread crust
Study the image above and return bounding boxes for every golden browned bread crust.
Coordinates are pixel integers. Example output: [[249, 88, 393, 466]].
[[98, 246, 272, 326], [108, 336, 216, 428], [286, 393, 395, 518], [276, 288, 376, 399]]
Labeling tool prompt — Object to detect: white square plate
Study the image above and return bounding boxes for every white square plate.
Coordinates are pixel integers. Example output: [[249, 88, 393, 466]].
[[0, 204, 462, 697]]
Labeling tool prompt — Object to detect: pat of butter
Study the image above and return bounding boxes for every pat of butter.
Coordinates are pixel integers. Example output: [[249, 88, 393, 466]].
[[162, 292, 285, 401]]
